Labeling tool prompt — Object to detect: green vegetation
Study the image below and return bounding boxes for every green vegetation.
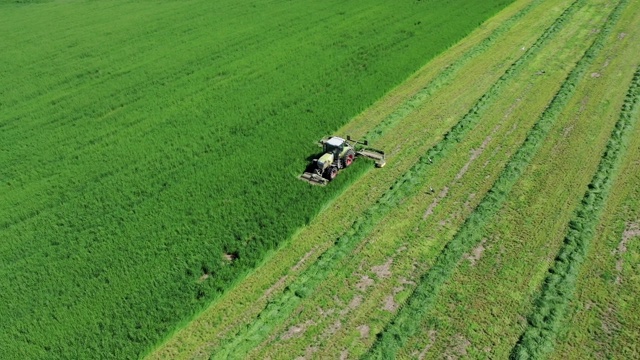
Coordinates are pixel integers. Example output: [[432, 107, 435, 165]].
[[5, 0, 638, 358], [512, 61, 640, 359], [0, 0, 517, 358]]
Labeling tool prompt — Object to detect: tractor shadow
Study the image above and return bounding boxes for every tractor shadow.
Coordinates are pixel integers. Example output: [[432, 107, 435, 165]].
[[302, 152, 324, 173]]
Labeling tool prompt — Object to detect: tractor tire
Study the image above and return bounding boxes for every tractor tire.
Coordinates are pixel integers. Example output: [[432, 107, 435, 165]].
[[326, 166, 338, 180], [344, 151, 355, 167]]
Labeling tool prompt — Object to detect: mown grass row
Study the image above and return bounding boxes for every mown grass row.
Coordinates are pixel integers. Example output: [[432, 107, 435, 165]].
[[363, 0, 625, 357], [210, 2, 587, 357], [510, 63, 640, 360], [364, 0, 546, 143]]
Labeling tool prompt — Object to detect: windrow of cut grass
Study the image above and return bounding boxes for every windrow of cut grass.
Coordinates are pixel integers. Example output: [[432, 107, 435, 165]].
[[206, 2, 587, 357], [395, 1, 640, 356], [364, 0, 626, 357], [511, 61, 640, 360], [0, 0, 520, 358]]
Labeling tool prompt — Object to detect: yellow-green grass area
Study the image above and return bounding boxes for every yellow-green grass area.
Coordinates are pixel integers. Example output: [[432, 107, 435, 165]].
[[397, 1, 640, 358], [244, 0, 619, 357], [145, 0, 570, 357], [551, 74, 640, 359]]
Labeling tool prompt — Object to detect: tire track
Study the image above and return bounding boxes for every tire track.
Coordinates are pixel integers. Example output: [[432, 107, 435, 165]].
[[363, 0, 625, 357]]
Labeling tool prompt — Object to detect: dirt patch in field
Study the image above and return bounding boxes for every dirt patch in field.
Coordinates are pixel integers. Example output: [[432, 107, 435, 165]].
[[585, 300, 596, 311], [383, 295, 399, 312], [356, 275, 374, 292], [399, 277, 416, 286], [357, 324, 370, 338], [295, 345, 318, 360], [601, 306, 621, 335], [464, 239, 487, 266], [291, 247, 317, 272], [591, 72, 601, 78], [423, 186, 449, 220], [463, 193, 476, 213], [261, 275, 288, 300], [621, 222, 640, 249], [340, 350, 349, 360], [318, 306, 335, 318], [562, 124, 575, 138], [281, 319, 316, 340], [416, 330, 437, 360], [614, 221, 640, 284], [371, 258, 393, 279], [324, 320, 342, 336], [340, 295, 363, 315], [618, 32, 627, 40], [382, 286, 405, 312], [455, 133, 493, 181], [348, 295, 363, 310], [445, 334, 471, 359]]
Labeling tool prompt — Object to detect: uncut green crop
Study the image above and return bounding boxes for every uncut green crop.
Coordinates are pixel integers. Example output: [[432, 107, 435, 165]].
[[0, 0, 514, 358]]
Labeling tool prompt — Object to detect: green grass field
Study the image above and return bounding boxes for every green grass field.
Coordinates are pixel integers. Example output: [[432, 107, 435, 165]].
[[3, 0, 639, 359], [0, 0, 518, 358]]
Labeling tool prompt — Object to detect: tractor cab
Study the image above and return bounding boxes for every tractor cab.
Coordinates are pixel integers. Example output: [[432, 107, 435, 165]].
[[323, 136, 346, 156]]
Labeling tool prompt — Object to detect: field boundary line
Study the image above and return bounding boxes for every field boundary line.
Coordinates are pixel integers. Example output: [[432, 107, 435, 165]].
[[209, 0, 588, 356], [363, 0, 625, 357]]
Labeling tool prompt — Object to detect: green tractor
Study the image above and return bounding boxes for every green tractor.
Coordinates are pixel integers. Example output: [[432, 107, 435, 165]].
[[300, 136, 385, 185]]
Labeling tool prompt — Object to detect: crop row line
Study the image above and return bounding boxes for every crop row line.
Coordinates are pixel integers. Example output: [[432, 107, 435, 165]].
[[363, 0, 623, 357], [365, 0, 545, 143], [510, 42, 639, 360], [209, 0, 587, 357]]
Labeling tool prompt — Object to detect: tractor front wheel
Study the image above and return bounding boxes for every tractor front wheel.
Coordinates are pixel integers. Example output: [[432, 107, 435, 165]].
[[327, 166, 338, 180]]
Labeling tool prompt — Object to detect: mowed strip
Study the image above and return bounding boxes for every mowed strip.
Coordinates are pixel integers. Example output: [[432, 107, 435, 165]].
[[396, 1, 640, 358], [365, 0, 627, 357], [145, 0, 567, 358], [237, 0, 610, 358]]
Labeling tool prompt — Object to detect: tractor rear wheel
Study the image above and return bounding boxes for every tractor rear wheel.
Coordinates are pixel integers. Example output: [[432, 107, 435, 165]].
[[344, 152, 355, 167]]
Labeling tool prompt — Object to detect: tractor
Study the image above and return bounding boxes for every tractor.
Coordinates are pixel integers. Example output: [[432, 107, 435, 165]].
[[299, 136, 385, 185]]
